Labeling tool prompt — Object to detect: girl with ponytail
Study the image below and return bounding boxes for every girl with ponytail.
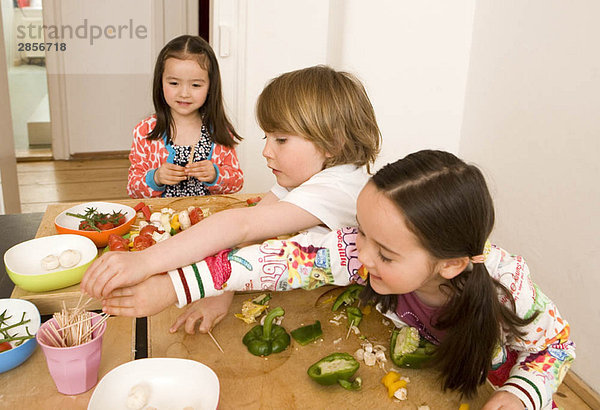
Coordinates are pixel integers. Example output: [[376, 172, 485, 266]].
[[359, 150, 574, 409]]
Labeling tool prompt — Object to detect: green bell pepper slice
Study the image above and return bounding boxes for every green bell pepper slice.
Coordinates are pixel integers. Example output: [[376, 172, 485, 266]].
[[337, 377, 362, 391], [307, 352, 360, 385], [291, 320, 322, 346], [331, 284, 364, 311], [242, 306, 290, 356], [390, 327, 437, 368], [345, 306, 363, 328]]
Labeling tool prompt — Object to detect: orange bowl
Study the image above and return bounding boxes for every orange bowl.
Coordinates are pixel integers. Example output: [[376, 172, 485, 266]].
[[54, 202, 136, 247]]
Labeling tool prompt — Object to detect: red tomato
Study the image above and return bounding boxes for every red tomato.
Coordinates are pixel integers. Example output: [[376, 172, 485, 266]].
[[0, 342, 12, 352], [95, 222, 115, 231], [132, 234, 155, 251], [140, 225, 160, 237], [108, 234, 130, 252], [79, 220, 96, 231], [113, 212, 126, 227], [246, 196, 262, 206], [189, 207, 204, 225]]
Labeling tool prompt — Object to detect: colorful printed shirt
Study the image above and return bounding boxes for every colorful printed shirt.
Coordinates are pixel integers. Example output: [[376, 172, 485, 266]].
[[127, 115, 243, 198], [168, 229, 574, 410]]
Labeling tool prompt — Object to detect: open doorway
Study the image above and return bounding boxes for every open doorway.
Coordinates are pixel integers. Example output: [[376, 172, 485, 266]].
[[2, 0, 52, 161]]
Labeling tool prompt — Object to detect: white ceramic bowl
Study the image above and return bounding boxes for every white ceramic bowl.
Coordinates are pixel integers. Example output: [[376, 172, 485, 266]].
[[4, 234, 98, 292], [88, 358, 220, 410], [0, 298, 41, 373]]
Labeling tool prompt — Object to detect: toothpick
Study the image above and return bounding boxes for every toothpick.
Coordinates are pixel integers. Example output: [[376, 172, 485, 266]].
[[188, 145, 196, 165], [345, 320, 355, 340], [207, 330, 224, 353]]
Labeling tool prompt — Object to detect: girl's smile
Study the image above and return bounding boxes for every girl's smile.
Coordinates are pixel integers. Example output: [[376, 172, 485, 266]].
[[162, 58, 210, 120]]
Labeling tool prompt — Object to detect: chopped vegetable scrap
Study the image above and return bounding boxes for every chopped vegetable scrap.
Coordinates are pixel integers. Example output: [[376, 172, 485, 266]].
[[346, 306, 363, 328], [242, 307, 290, 356], [354, 340, 387, 369], [381, 371, 410, 400], [290, 320, 322, 346], [331, 284, 364, 312], [234, 294, 271, 324], [390, 326, 437, 368], [307, 352, 361, 390], [67, 207, 127, 232], [0, 309, 35, 349]]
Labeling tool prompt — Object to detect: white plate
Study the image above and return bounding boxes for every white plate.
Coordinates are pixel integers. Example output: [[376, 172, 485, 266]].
[[54, 201, 136, 231], [88, 358, 220, 410]]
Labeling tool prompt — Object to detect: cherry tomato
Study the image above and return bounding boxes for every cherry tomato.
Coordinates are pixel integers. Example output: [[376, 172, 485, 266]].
[[0, 342, 12, 353], [132, 234, 155, 251], [108, 234, 130, 252], [140, 225, 160, 237], [189, 207, 204, 225], [79, 220, 96, 231], [95, 222, 115, 231], [246, 196, 262, 206]]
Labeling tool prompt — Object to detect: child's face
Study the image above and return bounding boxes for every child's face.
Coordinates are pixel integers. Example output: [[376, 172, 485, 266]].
[[162, 58, 209, 120], [262, 132, 328, 188], [356, 183, 446, 300]]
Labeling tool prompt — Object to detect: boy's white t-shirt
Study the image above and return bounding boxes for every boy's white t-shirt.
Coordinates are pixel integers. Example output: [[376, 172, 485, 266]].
[[270, 164, 369, 234]]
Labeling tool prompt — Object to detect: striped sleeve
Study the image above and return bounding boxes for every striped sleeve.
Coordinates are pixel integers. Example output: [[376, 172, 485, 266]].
[[166, 228, 363, 306]]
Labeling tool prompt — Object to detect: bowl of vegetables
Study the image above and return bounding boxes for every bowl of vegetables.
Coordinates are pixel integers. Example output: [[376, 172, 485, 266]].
[[54, 202, 136, 247], [4, 234, 98, 292], [0, 298, 41, 373]]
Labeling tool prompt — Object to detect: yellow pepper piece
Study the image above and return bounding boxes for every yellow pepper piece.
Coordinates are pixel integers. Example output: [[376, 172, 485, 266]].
[[381, 371, 400, 387], [381, 371, 407, 398], [170, 214, 180, 231], [387, 380, 407, 398], [459, 404, 470, 410]]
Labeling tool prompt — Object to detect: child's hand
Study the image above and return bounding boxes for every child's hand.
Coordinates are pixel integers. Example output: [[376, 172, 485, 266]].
[[169, 291, 234, 334], [185, 159, 217, 183], [102, 274, 177, 317], [81, 251, 153, 299], [155, 163, 187, 185], [482, 391, 526, 409]]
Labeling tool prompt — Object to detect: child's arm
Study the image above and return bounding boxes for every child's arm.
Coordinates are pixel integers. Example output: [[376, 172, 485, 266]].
[[489, 251, 575, 410], [82, 198, 327, 298], [127, 119, 167, 199], [101, 228, 357, 317], [203, 144, 244, 194]]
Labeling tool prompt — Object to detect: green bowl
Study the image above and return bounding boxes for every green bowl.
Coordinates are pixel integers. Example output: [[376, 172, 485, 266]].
[[4, 234, 97, 292]]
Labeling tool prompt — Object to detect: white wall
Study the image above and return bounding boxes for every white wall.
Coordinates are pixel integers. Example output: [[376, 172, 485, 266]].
[[337, 1, 475, 170], [221, 0, 475, 193], [460, 0, 600, 390]]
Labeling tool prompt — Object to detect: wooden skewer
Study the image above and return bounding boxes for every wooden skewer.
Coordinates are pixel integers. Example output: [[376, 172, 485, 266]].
[[345, 320, 355, 340], [188, 145, 196, 165], [207, 330, 224, 353]]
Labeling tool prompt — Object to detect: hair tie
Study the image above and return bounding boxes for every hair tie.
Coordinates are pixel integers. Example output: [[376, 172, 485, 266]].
[[470, 240, 492, 264], [470, 254, 486, 264]]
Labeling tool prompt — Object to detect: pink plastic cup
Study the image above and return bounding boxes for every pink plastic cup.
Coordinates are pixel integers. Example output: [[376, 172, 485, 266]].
[[36, 313, 107, 395]]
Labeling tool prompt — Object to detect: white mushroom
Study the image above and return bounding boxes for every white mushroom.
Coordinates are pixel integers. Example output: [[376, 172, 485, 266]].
[[394, 387, 408, 401], [41, 254, 60, 270], [58, 249, 81, 268], [363, 351, 377, 366], [178, 210, 191, 230], [354, 348, 365, 361], [126, 383, 150, 409], [149, 212, 162, 223]]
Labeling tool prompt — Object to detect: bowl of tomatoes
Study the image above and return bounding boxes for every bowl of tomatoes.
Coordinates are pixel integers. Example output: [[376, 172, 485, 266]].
[[54, 202, 136, 247], [0, 298, 41, 374]]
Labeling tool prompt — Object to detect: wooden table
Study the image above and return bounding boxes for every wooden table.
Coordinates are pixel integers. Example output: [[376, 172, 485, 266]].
[[1, 195, 588, 409], [149, 289, 493, 409]]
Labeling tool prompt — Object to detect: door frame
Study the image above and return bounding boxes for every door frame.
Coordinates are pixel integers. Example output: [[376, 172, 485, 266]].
[[0, 5, 22, 214]]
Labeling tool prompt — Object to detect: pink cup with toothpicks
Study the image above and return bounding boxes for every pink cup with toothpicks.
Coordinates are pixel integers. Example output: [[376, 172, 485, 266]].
[[36, 313, 107, 395]]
